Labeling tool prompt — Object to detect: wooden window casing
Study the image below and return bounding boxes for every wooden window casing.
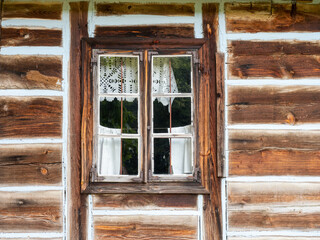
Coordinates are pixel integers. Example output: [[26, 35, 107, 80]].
[[81, 38, 210, 194]]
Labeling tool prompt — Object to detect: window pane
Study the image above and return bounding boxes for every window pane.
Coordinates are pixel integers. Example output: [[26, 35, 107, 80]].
[[122, 138, 138, 175], [153, 137, 192, 175], [98, 137, 138, 176], [100, 97, 138, 134], [153, 97, 192, 133], [99, 56, 139, 94], [152, 56, 191, 94]]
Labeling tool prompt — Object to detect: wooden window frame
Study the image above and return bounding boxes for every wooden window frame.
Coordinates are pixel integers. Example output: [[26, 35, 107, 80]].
[[81, 37, 210, 194]]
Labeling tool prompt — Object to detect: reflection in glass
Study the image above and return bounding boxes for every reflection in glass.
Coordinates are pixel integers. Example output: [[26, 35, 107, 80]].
[[153, 97, 191, 133], [153, 137, 192, 175], [99, 56, 139, 94], [98, 137, 138, 176], [100, 97, 138, 134], [152, 56, 191, 94]]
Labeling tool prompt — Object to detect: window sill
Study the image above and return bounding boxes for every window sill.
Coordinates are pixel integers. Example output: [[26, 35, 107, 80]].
[[82, 182, 209, 194]]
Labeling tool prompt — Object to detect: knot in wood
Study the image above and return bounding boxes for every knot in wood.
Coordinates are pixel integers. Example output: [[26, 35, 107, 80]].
[[40, 167, 48, 175]]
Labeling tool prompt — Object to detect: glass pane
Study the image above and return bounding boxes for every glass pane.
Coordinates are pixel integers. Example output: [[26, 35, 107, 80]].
[[152, 56, 191, 94], [99, 56, 139, 94], [153, 137, 192, 175], [153, 97, 192, 133], [122, 138, 138, 175], [98, 137, 138, 176], [100, 97, 138, 134]]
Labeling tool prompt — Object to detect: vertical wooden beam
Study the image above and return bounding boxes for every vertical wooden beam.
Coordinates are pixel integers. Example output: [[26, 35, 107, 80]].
[[69, 2, 88, 240], [216, 52, 225, 178], [202, 3, 223, 240]]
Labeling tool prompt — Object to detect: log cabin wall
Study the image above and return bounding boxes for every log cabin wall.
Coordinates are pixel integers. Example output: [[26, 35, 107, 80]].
[[0, 1, 320, 240]]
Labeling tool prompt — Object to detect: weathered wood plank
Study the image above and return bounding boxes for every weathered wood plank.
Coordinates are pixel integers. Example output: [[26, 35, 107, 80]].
[[1, 28, 62, 47], [69, 2, 89, 240], [94, 215, 198, 240], [93, 194, 197, 210], [0, 55, 62, 90], [229, 129, 320, 150], [3, 3, 62, 20], [95, 3, 194, 16], [0, 191, 62, 232], [230, 149, 320, 176], [228, 40, 320, 79], [229, 211, 320, 230], [225, 3, 320, 33], [228, 182, 320, 206], [202, 4, 222, 240], [228, 86, 320, 124], [95, 25, 194, 38], [0, 97, 62, 138], [0, 144, 62, 186]]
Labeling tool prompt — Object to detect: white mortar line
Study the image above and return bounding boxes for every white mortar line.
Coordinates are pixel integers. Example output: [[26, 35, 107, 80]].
[[227, 32, 320, 41], [94, 15, 195, 26], [88, 195, 93, 240], [194, 2, 203, 39], [2, 19, 63, 29], [88, 0, 95, 37], [228, 206, 320, 213], [0, 233, 64, 238], [62, 2, 70, 240], [228, 124, 320, 130], [227, 79, 320, 86], [197, 195, 204, 240], [0, 47, 64, 55], [0, 186, 63, 192], [227, 176, 320, 182], [92, 209, 200, 216], [0, 138, 63, 144], [0, 90, 64, 96], [221, 178, 227, 240], [228, 231, 320, 237]]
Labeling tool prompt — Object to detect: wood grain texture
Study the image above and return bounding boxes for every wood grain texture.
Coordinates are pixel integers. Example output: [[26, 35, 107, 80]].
[[69, 2, 89, 240], [225, 3, 320, 33], [1, 28, 62, 47], [0, 55, 62, 90], [3, 3, 62, 20], [95, 25, 194, 38], [228, 182, 320, 206], [228, 41, 320, 79], [228, 86, 320, 124], [94, 215, 198, 240], [95, 3, 194, 16], [0, 97, 62, 138], [0, 144, 62, 186], [202, 4, 222, 240], [93, 194, 197, 210], [0, 191, 62, 232], [229, 211, 320, 230]]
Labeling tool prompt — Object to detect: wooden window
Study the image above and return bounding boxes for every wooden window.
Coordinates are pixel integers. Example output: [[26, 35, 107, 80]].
[[81, 38, 209, 194]]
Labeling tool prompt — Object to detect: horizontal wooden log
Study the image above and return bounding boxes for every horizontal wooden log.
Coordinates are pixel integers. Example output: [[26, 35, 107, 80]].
[[228, 41, 320, 79], [0, 144, 62, 186], [0, 191, 62, 232], [0, 55, 62, 90], [228, 86, 320, 124], [96, 3, 194, 16], [94, 215, 198, 240], [230, 149, 320, 176], [225, 3, 320, 32], [0, 97, 62, 138], [229, 210, 320, 230], [229, 129, 320, 151], [1, 28, 62, 47], [93, 194, 197, 210], [228, 182, 320, 206], [3, 3, 62, 20], [229, 41, 320, 56], [95, 25, 194, 38]]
